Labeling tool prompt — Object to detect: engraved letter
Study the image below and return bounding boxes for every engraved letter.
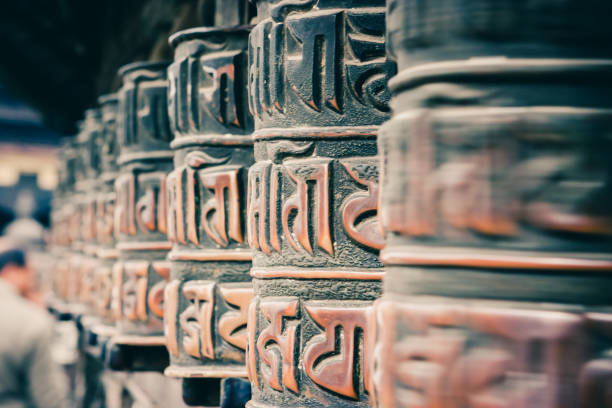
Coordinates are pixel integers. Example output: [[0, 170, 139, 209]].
[[219, 286, 255, 350], [256, 298, 300, 392], [180, 281, 215, 359], [282, 160, 332, 255], [303, 303, 372, 399]]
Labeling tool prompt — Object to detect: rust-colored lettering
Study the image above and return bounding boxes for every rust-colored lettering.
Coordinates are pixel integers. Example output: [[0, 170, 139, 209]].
[[219, 286, 254, 350], [180, 281, 215, 359], [303, 303, 372, 399], [256, 298, 300, 392], [282, 160, 333, 255], [122, 261, 148, 322], [200, 167, 243, 247]]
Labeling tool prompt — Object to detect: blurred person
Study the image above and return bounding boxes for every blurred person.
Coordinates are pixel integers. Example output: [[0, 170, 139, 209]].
[[0, 245, 68, 408]]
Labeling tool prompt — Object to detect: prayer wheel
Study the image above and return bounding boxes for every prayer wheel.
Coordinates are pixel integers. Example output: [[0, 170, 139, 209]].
[[245, 0, 395, 406], [372, 1, 612, 406]]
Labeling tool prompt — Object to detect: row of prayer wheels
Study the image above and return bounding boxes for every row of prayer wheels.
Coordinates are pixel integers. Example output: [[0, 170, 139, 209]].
[[48, 0, 612, 406]]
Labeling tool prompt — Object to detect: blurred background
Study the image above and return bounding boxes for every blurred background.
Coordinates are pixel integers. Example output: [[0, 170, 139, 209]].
[[0, 2, 229, 407], [0, 0, 218, 236]]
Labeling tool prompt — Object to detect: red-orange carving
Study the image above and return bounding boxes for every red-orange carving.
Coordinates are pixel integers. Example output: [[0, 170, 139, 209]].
[[341, 160, 384, 250], [246, 299, 259, 388], [180, 281, 215, 359], [219, 286, 254, 350], [303, 303, 372, 399], [114, 173, 136, 236], [248, 162, 281, 255], [378, 301, 586, 408], [200, 167, 243, 247], [282, 160, 333, 255], [164, 279, 180, 357], [147, 261, 170, 318], [122, 261, 148, 322], [256, 298, 300, 392], [394, 116, 517, 237], [136, 173, 168, 234], [166, 167, 184, 244]]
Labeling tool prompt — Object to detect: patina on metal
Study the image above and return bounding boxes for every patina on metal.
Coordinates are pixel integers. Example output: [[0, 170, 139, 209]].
[[372, 1, 612, 407], [83, 93, 121, 350], [245, 0, 394, 406], [59, 112, 101, 319], [163, 26, 254, 382], [110, 61, 173, 365]]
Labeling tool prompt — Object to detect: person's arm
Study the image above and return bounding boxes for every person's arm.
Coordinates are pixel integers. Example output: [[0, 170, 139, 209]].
[[26, 321, 70, 408]]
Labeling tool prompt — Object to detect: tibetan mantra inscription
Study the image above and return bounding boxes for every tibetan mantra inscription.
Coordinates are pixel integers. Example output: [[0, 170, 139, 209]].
[[93, 93, 119, 324], [246, 1, 394, 406], [372, 0, 612, 407], [113, 61, 173, 343], [163, 26, 255, 379]]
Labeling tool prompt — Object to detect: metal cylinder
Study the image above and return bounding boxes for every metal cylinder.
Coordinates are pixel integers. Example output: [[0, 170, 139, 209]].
[[245, 1, 395, 406], [372, 0, 612, 406], [163, 26, 255, 380], [87, 93, 121, 343], [112, 61, 173, 347]]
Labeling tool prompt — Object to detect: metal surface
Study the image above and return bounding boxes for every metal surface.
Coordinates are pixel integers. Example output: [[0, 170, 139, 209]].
[[85, 93, 121, 349], [111, 61, 173, 352], [163, 26, 255, 381], [245, 1, 394, 406], [371, 1, 612, 407]]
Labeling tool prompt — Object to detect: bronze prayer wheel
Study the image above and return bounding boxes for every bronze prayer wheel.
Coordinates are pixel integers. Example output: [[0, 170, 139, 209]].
[[64, 115, 99, 316], [111, 61, 173, 348], [163, 26, 255, 380], [87, 93, 121, 345], [245, 0, 394, 406], [372, 0, 612, 407]]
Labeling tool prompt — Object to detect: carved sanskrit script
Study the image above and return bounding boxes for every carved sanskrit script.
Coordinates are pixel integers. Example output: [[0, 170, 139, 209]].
[[248, 8, 392, 118], [248, 158, 382, 256], [120, 261, 170, 322], [168, 49, 248, 135], [249, 299, 374, 399], [303, 303, 372, 399], [341, 159, 384, 250], [164, 281, 254, 359], [167, 152, 244, 247], [256, 299, 300, 392], [115, 171, 168, 236], [181, 281, 215, 359], [121, 72, 171, 145], [372, 301, 606, 407], [388, 112, 612, 238]]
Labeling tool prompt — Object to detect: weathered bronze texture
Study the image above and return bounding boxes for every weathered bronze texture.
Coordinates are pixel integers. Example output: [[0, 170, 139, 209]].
[[80, 93, 122, 350], [112, 61, 173, 347], [163, 26, 255, 381], [372, 1, 612, 407], [246, 1, 394, 406], [57, 111, 101, 319]]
